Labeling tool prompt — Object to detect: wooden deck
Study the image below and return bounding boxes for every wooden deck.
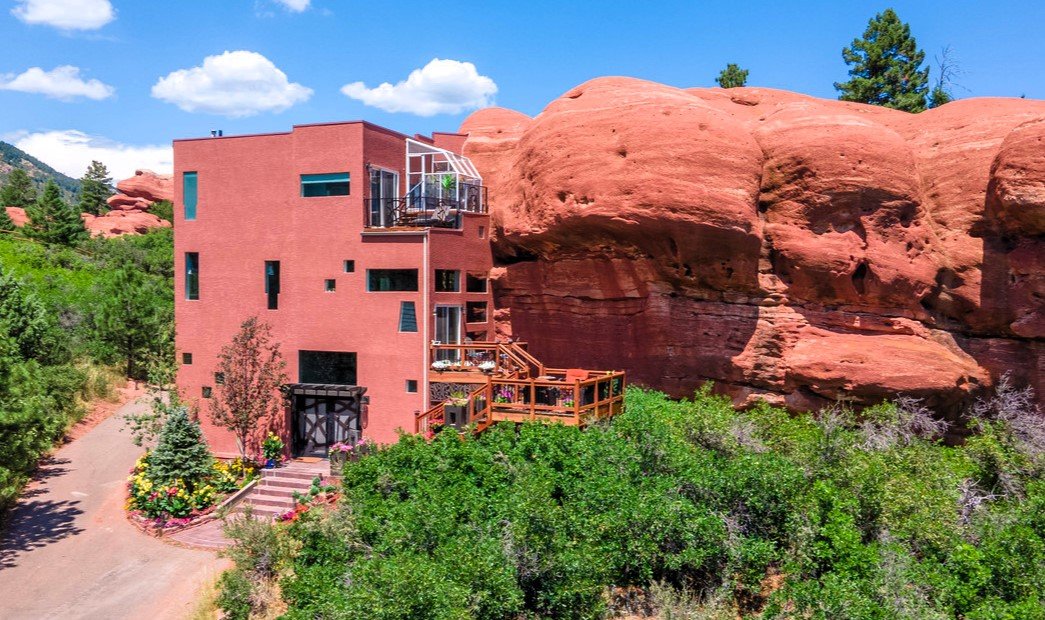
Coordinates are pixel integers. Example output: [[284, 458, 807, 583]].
[[417, 342, 625, 435]]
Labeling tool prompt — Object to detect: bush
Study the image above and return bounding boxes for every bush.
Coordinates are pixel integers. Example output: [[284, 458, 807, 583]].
[[148, 408, 213, 487]]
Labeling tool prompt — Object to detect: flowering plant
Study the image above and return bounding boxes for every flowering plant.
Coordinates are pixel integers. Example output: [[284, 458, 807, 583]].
[[262, 432, 285, 462], [431, 359, 452, 371], [126, 453, 257, 522], [329, 438, 368, 455], [478, 361, 496, 372], [494, 385, 515, 404]]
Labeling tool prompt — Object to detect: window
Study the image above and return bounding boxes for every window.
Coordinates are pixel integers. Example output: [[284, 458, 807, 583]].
[[301, 172, 350, 197], [466, 273, 488, 293], [343, 260, 355, 273], [406, 380, 418, 393], [214, 372, 225, 385], [478, 225, 486, 239], [265, 261, 280, 310], [182, 352, 193, 365], [202, 386, 212, 398], [399, 301, 418, 332], [185, 252, 199, 300], [299, 351, 357, 384], [467, 301, 488, 323], [435, 270, 460, 292], [325, 279, 336, 292], [367, 269, 418, 292], [183, 172, 198, 220]]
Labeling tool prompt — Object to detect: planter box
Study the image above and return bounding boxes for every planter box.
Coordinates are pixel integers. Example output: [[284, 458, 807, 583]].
[[444, 404, 469, 429], [329, 451, 347, 477]]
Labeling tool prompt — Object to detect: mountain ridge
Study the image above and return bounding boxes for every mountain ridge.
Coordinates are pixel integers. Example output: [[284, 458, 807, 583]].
[[0, 141, 81, 202]]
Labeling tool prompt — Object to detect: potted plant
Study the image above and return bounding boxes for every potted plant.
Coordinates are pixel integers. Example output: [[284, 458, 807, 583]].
[[444, 390, 470, 428], [329, 439, 369, 476], [431, 359, 452, 372], [479, 360, 496, 373], [261, 432, 284, 468]]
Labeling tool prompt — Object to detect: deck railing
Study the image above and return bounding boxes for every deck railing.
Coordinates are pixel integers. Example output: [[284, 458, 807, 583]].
[[365, 183, 487, 229], [417, 359, 625, 435], [429, 342, 541, 379]]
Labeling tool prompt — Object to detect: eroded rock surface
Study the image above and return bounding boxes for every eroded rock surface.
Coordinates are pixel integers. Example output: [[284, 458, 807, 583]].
[[463, 78, 1045, 410]]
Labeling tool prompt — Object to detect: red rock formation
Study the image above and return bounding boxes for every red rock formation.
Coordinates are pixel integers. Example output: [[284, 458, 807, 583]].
[[462, 77, 1045, 410], [91, 169, 173, 237], [4, 207, 28, 227]]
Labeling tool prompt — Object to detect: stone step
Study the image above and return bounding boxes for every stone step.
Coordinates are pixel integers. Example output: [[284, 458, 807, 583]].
[[259, 478, 311, 490], [262, 469, 320, 482], [254, 486, 300, 498], [247, 496, 296, 509]]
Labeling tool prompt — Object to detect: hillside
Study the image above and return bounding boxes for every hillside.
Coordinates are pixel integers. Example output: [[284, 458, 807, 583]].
[[0, 141, 80, 202]]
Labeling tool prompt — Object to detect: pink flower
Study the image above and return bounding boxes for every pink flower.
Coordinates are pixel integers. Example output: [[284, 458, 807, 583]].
[[167, 487, 178, 496]]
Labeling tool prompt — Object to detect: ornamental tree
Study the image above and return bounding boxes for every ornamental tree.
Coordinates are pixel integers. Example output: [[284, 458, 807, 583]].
[[149, 407, 213, 488], [715, 63, 749, 88], [834, 8, 929, 112], [209, 317, 288, 458]]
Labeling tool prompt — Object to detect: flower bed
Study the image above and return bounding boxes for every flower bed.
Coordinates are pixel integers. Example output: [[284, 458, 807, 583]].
[[126, 453, 258, 533], [276, 477, 340, 523]]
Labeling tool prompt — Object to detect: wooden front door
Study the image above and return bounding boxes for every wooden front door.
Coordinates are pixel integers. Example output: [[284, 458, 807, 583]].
[[292, 395, 362, 457]]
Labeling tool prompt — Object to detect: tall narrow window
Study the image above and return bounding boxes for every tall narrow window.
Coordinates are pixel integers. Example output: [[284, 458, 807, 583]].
[[185, 252, 199, 300], [301, 173, 350, 197], [265, 261, 280, 310], [183, 172, 198, 220], [399, 301, 418, 332], [435, 270, 460, 292]]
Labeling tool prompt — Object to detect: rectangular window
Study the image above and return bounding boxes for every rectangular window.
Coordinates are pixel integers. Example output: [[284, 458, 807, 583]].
[[478, 225, 486, 239], [406, 380, 418, 393], [435, 269, 460, 292], [265, 261, 280, 310], [214, 372, 225, 385], [185, 252, 199, 300], [183, 172, 198, 220], [301, 172, 350, 197], [367, 269, 418, 292], [324, 279, 336, 292], [202, 386, 212, 398], [466, 301, 488, 323], [399, 301, 418, 332], [299, 351, 357, 384], [343, 260, 355, 273], [466, 273, 488, 293], [182, 352, 193, 365]]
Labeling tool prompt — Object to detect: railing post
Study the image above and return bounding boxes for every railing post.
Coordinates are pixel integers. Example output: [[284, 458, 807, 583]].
[[529, 381, 536, 421], [574, 381, 580, 426]]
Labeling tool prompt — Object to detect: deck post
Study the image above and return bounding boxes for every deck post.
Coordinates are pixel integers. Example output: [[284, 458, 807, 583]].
[[529, 381, 536, 421]]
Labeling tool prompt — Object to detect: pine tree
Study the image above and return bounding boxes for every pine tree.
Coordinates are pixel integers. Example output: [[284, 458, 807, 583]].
[[149, 407, 214, 489], [77, 160, 113, 216], [0, 169, 37, 209], [715, 63, 749, 88], [25, 180, 89, 246], [0, 204, 12, 232], [834, 8, 929, 113], [96, 265, 168, 379]]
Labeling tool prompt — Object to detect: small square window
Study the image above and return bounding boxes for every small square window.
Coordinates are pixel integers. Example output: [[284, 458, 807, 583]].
[[343, 260, 355, 273], [214, 372, 225, 385], [435, 269, 460, 292], [466, 273, 488, 293], [182, 352, 193, 365], [202, 386, 213, 398], [406, 380, 418, 393], [325, 279, 336, 292], [466, 301, 488, 323]]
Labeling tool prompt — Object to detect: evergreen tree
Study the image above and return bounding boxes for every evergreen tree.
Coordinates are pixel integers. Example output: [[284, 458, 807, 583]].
[[715, 63, 749, 88], [95, 265, 168, 379], [148, 407, 213, 489], [834, 8, 929, 112], [77, 160, 113, 216], [25, 180, 89, 246], [0, 169, 37, 209], [0, 204, 12, 233]]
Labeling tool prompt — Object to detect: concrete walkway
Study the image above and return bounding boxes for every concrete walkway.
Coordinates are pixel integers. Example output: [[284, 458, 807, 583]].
[[0, 399, 228, 620]]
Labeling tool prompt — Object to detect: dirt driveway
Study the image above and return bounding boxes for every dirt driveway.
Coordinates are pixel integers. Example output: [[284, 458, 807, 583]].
[[0, 399, 228, 619]]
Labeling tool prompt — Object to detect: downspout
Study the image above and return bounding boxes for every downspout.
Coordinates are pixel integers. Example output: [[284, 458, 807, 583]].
[[422, 229, 430, 416]]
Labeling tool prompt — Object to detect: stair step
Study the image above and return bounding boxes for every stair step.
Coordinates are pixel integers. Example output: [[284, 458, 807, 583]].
[[262, 470, 320, 482], [259, 478, 310, 489], [254, 486, 300, 498], [247, 496, 297, 509]]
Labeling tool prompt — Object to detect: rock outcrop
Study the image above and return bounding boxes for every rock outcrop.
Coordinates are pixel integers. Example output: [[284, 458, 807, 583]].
[[89, 169, 172, 237], [461, 78, 1045, 411]]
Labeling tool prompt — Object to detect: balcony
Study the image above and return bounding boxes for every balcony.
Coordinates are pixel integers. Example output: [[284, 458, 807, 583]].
[[366, 183, 487, 229], [418, 342, 626, 435]]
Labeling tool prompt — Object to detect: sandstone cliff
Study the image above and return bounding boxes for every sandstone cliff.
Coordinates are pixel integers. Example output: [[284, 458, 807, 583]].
[[461, 78, 1045, 411]]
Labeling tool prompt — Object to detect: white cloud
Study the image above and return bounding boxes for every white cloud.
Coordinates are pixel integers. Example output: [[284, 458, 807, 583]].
[[9, 130, 172, 181], [274, 0, 310, 11], [151, 50, 312, 117], [11, 0, 114, 30], [340, 58, 497, 116], [0, 66, 114, 101]]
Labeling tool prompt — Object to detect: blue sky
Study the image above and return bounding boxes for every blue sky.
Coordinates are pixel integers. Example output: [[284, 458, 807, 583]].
[[1, 0, 1043, 180]]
